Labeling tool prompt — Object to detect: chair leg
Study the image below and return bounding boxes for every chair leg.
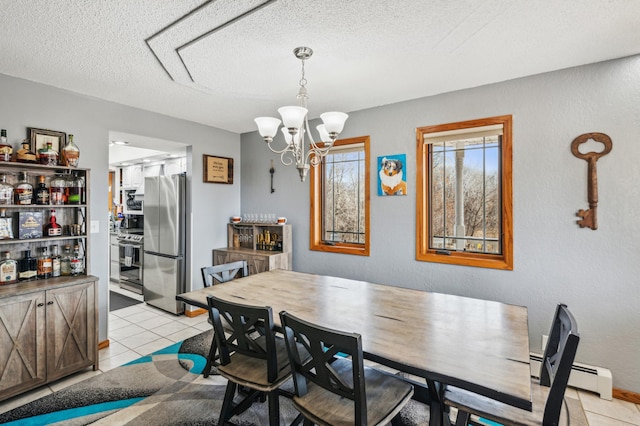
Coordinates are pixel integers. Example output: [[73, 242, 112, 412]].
[[455, 409, 470, 426], [203, 335, 218, 378], [218, 381, 237, 425], [267, 390, 280, 426]]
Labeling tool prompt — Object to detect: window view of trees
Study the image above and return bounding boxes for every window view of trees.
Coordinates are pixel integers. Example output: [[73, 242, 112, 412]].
[[430, 138, 501, 254], [323, 149, 365, 244], [417, 115, 512, 270], [310, 135, 370, 256]]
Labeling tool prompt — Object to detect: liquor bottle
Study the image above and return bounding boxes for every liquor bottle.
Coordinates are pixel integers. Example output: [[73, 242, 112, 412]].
[[16, 139, 37, 163], [68, 171, 84, 205], [13, 172, 33, 205], [35, 175, 50, 205], [37, 246, 52, 279], [18, 249, 38, 281], [70, 244, 84, 276], [38, 142, 59, 166], [0, 251, 18, 284], [49, 173, 67, 205], [62, 134, 80, 167], [44, 209, 62, 237], [0, 209, 13, 240], [60, 244, 72, 276], [0, 174, 13, 204], [50, 245, 61, 277], [0, 130, 11, 162]]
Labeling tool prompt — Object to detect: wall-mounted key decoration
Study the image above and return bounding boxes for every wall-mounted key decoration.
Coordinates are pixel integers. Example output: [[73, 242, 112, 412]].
[[570, 132, 612, 230]]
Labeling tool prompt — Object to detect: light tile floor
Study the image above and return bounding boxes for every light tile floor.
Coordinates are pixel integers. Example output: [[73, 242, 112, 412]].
[[1, 284, 639, 425]]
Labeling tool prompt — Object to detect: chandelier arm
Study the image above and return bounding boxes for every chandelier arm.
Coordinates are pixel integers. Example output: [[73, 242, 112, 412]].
[[265, 140, 295, 156], [280, 151, 295, 166]]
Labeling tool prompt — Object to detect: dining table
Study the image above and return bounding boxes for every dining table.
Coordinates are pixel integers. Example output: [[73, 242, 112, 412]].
[[176, 269, 532, 426]]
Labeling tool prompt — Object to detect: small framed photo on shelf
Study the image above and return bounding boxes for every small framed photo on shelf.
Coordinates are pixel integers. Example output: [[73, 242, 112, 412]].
[[203, 154, 234, 184], [28, 128, 66, 155]]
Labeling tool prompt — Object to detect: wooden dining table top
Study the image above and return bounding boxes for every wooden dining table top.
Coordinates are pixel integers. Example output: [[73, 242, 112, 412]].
[[177, 269, 532, 412]]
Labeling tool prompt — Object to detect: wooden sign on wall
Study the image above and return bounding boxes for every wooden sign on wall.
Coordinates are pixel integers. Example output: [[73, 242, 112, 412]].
[[203, 155, 233, 184]]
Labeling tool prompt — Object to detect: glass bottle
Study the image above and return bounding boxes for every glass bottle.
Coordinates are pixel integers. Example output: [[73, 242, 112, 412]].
[[0, 130, 11, 162], [50, 245, 61, 277], [49, 173, 67, 205], [13, 172, 33, 205], [16, 139, 37, 163], [62, 134, 80, 167], [18, 249, 37, 281], [70, 244, 84, 276], [60, 244, 72, 276], [35, 175, 50, 205], [0, 209, 13, 240], [68, 171, 84, 205], [0, 251, 18, 284], [38, 142, 59, 166], [0, 174, 13, 204], [37, 246, 52, 279], [44, 209, 62, 237]]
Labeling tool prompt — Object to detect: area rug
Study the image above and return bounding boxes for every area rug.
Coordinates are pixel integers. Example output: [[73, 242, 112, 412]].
[[109, 291, 142, 312], [0, 329, 431, 425]]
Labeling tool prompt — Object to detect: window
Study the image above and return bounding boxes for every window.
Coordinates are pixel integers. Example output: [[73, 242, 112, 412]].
[[310, 135, 370, 256], [416, 115, 513, 270]]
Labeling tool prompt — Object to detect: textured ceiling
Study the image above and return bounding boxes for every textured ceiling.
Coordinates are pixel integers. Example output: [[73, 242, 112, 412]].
[[1, 0, 640, 134]]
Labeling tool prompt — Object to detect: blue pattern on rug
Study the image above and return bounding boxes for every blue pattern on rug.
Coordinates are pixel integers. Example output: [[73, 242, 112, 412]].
[[2, 397, 145, 425]]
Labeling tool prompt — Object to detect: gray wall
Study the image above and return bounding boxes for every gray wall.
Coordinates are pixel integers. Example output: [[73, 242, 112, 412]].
[[0, 73, 241, 344], [241, 55, 640, 392]]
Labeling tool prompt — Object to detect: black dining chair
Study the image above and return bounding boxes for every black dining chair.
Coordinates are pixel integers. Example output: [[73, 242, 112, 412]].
[[200, 260, 248, 378], [444, 303, 580, 426], [208, 295, 293, 426], [201, 260, 248, 287], [279, 310, 414, 426]]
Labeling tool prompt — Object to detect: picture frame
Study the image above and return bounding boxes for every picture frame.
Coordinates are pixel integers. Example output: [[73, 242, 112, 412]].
[[28, 128, 66, 156], [203, 154, 234, 184], [378, 153, 408, 196]]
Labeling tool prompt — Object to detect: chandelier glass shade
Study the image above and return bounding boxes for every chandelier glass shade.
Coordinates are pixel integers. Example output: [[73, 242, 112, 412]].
[[254, 47, 348, 181]]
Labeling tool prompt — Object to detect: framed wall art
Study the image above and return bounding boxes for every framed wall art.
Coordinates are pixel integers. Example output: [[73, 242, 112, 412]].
[[28, 127, 67, 155], [378, 153, 407, 196], [203, 154, 234, 184]]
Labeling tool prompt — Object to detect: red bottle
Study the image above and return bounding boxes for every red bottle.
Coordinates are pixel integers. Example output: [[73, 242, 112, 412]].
[[45, 209, 62, 237]]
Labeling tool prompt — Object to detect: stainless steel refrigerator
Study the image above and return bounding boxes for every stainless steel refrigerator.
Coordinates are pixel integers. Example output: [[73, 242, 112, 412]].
[[143, 173, 186, 314]]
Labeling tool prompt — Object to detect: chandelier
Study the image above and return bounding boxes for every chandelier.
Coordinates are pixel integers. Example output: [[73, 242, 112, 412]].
[[254, 47, 348, 182]]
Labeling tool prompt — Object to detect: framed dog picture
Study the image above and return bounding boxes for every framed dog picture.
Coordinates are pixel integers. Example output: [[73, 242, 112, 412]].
[[378, 154, 407, 196]]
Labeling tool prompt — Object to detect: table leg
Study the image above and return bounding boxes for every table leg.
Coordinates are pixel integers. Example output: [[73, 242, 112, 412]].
[[427, 380, 451, 426]]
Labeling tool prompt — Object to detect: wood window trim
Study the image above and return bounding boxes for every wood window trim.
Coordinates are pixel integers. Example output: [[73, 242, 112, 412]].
[[310, 135, 370, 256], [416, 115, 513, 270]]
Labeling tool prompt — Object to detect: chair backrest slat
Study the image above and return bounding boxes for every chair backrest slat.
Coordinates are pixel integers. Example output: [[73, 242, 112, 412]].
[[201, 261, 248, 287], [280, 311, 368, 425], [539, 304, 580, 426], [208, 295, 279, 382]]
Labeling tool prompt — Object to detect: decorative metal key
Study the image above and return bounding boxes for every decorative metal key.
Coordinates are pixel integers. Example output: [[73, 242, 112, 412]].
[[570, 132, 612, 230]]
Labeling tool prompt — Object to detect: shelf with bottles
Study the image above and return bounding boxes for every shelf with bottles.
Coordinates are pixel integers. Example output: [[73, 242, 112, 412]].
[[0, 241, 86, 285], [227, 223, 291, 253]]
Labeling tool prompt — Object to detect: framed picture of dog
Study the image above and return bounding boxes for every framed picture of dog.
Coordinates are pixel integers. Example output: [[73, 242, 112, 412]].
[[378, 154, 407, 196]]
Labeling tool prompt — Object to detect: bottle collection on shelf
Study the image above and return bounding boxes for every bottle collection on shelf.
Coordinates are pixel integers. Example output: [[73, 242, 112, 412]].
[[0, 243, 84, 285], [0, 129, 80, 167], [0, 133, 86, 283]]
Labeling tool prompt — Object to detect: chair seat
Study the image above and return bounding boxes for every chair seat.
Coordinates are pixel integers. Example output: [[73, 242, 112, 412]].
[[217, 336, 292, 392], [293, 357, 414, 426], [444, 379, 569, 426]]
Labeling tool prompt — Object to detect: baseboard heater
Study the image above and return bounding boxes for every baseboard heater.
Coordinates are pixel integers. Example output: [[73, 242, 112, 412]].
[[529, 352, 612, 400]]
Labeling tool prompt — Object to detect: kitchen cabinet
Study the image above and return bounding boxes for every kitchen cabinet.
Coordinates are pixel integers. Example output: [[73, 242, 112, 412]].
[[212, 223, 291, 275], [0, 276, 98, 401], [120, 165, 142, 189]]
